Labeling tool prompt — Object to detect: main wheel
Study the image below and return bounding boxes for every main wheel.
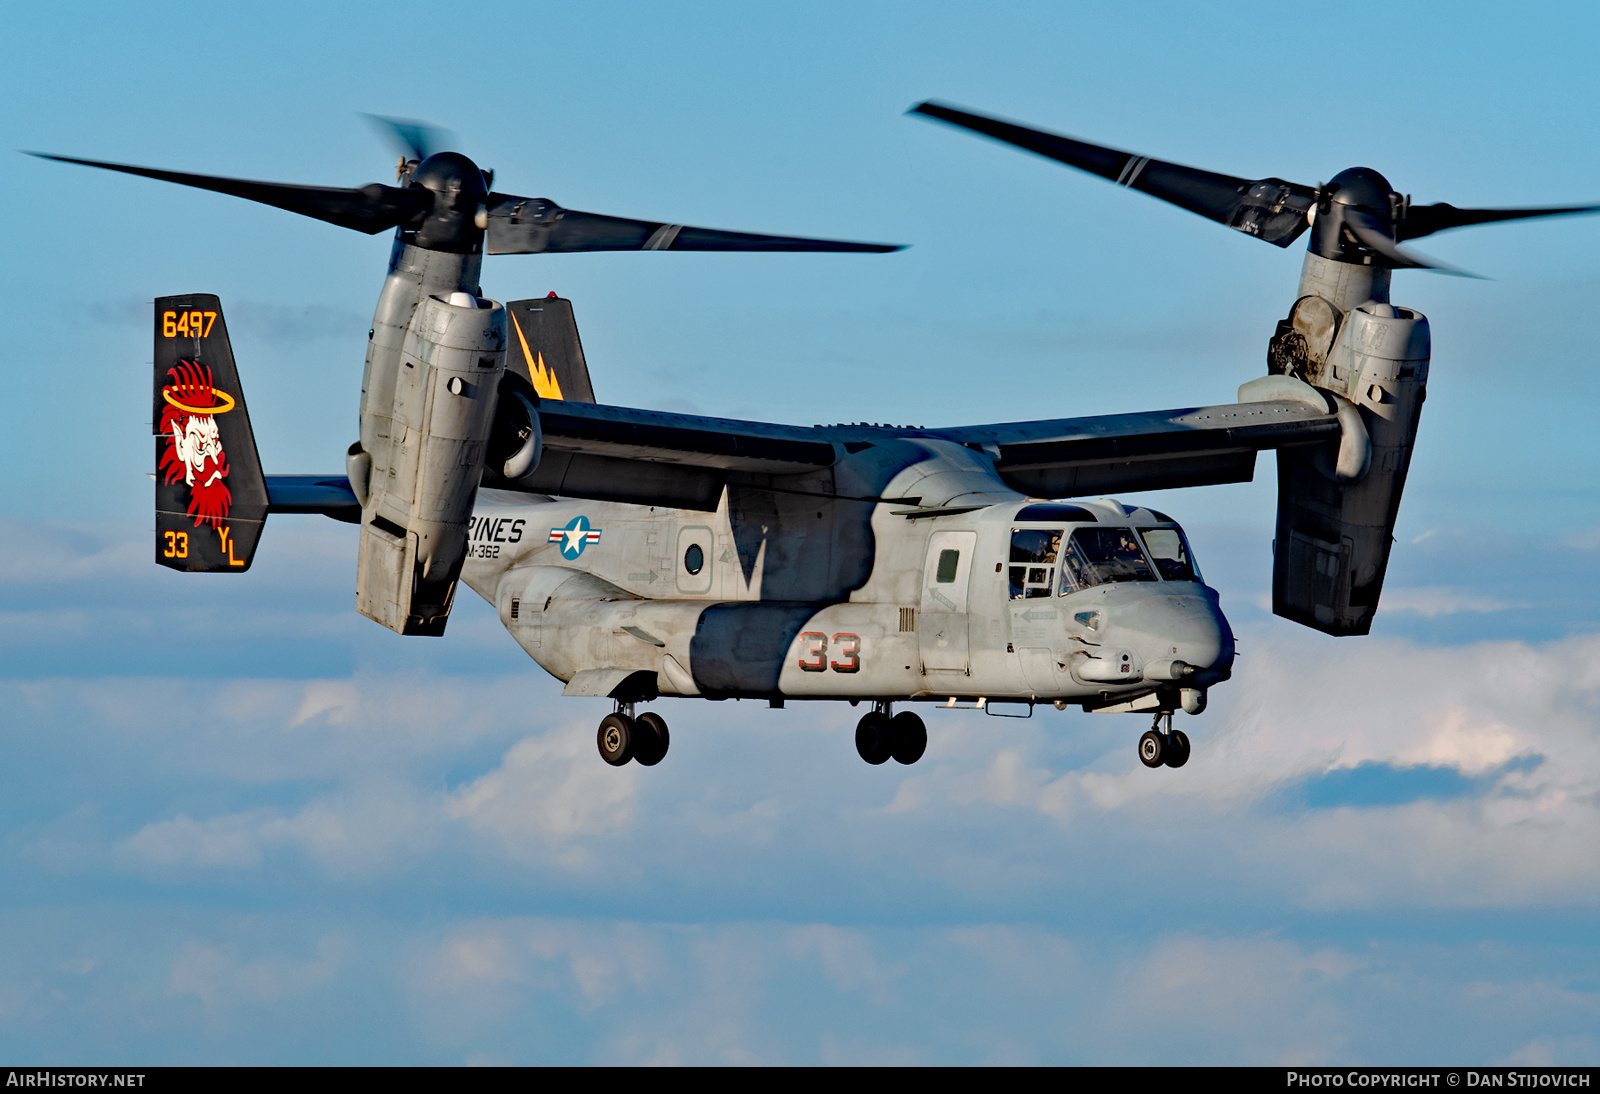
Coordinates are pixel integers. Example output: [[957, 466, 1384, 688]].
[[633, 711, 670, 767], [889, 711, 927, 765], [598, 713, 635, 766], [1138, 729, 1165, 768], [855, 712, 893, 765], [1164, 729, 1191, 768]]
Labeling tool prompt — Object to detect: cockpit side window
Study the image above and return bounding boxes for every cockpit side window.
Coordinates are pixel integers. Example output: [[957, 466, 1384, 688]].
[[1009, 528, 1062, 599], [1060, 527, 1157, 590], [1138, 527, 1201, 582]]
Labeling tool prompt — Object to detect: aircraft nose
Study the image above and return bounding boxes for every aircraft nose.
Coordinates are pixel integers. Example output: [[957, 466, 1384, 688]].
[[1118, 591, 1235, 682]]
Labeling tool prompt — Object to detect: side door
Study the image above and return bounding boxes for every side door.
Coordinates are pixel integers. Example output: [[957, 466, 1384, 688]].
[[919, 530, 977, 675]]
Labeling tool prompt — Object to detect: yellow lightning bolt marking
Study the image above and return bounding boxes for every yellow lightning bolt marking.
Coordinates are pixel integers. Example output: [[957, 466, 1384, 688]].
[[511, 314, 564, 401]]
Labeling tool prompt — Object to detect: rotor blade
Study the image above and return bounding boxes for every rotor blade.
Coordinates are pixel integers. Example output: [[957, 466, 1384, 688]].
[[27, 152, 432, 234], [1343, 208, 1480, 278], [910, 101, 1317, 247], [1399, 201, 1600, 242], [485, 194, 902, 254], [361, 114, 453, 164]]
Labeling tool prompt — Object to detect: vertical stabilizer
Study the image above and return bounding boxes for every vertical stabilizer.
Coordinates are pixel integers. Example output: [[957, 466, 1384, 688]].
[[153, 295, 267, 572], [505, 296, 596, 403]]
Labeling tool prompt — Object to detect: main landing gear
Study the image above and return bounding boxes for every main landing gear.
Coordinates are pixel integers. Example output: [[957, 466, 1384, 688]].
[[855, 702, 927, 766], [1138, 711, 1191, 769], [597, 702, 670, 767]]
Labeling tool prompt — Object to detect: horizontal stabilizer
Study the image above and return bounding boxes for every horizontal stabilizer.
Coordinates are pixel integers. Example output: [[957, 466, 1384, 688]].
[[265, 475, 360, 523]]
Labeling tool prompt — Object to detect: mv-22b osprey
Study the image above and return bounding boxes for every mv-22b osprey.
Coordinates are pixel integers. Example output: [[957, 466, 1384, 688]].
[[36, 107, 1596, 771]]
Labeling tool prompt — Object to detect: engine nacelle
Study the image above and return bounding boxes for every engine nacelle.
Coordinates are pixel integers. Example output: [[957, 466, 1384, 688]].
[[1268, 297, 1430, 635], [355, 291, 506, 635]]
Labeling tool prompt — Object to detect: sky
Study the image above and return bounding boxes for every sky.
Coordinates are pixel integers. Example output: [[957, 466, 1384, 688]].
[[3, 0, 1600, 1066]]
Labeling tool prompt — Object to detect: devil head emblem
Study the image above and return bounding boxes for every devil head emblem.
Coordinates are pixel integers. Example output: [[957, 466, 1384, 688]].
[[158, 360, 235, 529]]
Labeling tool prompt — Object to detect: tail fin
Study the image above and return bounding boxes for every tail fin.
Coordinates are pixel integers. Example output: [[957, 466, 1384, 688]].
[[153, 294, 268, 571], [505, 295, 597, 403]]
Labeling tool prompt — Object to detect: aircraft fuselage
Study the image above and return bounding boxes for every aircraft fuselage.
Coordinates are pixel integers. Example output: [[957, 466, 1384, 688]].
[[461, 442, 1234, 712]]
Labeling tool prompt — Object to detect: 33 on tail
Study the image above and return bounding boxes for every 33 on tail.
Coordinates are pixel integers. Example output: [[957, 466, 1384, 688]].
[[153, 294, 268, 571]]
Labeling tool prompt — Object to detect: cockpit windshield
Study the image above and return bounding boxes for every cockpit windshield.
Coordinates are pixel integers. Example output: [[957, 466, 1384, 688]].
[[1059, 528, 1156, 591], [1138, 527, 1202, 582]]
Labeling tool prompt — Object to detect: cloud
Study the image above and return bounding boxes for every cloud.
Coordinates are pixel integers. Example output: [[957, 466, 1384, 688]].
[[1505, 1037, 1599, 1066], [118, 778, 439, 877], [784, 924, 899, 1003], [170, 935, 347, 1013], [1105, 935, 1358, 1064], [123, 810, 275, 868], [1395, 705, 1533, 773], [0, 519, 149, 583], [448, 725, 641, 856], [395, 917, 1600, 1065], [1379, 586, 1523, 617], [865, 629, 1600, 910], [11, 612, 1600, 1062], [21, 623, 1600, 913]]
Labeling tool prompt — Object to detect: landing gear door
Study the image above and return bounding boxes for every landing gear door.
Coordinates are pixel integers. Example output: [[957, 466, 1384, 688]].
[[919, 530, 977, 675]]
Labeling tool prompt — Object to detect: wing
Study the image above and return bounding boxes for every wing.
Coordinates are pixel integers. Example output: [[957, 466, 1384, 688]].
[[274, 393, 1338, 518], [931, 398, 1340, 497], [485, 193, 902, 254], [482, 367, 1339, 511], [485, 383, 840, 511]]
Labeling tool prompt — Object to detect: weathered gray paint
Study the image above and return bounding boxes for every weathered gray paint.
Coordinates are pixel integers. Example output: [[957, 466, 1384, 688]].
[[463, 459, 1236, 711], [354, 241, 506, 635]]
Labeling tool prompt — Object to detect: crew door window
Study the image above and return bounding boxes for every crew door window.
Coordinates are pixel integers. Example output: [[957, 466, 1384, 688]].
[[1009, 528, 1063, 599]]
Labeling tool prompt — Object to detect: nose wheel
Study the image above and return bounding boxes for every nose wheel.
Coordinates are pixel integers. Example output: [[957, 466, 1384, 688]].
[[1138, 712, 1191, 769], [597, 703, 670, 767]]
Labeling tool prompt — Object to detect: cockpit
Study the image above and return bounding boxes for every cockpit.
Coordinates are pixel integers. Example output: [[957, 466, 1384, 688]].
[[1007, 503, 1202, 600]]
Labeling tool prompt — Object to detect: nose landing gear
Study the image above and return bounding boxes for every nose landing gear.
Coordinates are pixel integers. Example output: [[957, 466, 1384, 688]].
[[855, 702, 927, 765], [596, 702, 670, 767], [1138, 711, 1191, 769]]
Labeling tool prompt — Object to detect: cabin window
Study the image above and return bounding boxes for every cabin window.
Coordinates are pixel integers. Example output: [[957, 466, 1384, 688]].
[[1059, 527, 1156, 591], [1009, 528, 1062, 599], [935, 549, 961, 583], [684, 543, 705, 575], [1138, 527, 1201, 582]]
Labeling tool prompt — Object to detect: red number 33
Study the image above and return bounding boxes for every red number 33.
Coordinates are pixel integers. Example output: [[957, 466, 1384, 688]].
[[796, 632, 861, 673]]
